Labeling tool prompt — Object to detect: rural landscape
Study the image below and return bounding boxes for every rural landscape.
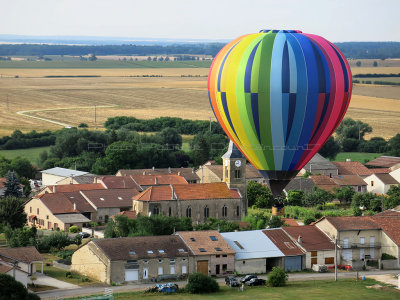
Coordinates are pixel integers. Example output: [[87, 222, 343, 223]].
[[1, 1, 400, 300]]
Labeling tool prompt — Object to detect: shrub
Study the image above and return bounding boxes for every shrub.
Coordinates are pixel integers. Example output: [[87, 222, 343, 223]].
[[381, 253, 397, 260], [304, 216, 316, 225], [186, 273, 219, 294], [69, 226, 79, 233], [267, 267, 288, 287]]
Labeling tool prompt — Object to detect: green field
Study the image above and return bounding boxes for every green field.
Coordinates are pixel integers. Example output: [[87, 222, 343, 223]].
[[333, 152, 381, 163], [0, 146, 51, 164], [64, 279, 400, 300], [0, 60, 212, 69]]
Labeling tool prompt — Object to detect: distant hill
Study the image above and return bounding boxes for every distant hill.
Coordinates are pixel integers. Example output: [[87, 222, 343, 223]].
[[0, 39, 399, 59]]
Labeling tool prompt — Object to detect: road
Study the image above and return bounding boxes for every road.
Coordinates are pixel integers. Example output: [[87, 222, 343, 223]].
[[37, 269, 400, 299]]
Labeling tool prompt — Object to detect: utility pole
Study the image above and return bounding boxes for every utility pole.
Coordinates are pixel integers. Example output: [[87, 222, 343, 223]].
[[335, 238, 338, 281], [6, 94, 9, 112]]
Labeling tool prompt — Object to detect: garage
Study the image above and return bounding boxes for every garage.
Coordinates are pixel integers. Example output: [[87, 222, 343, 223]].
[[125, 269, 139, 281], [285, 256, 302, 271]]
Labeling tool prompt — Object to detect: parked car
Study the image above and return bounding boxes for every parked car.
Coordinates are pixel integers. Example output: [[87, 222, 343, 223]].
[[245, 278, 266, 286], [78, 232, 91, 238], [225, 276, 240, 287], [240, 274, 257, 283]]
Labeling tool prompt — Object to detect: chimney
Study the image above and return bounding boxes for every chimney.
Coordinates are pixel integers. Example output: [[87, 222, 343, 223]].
[[73, 202, 76, 211], [155, 177, 158, 185], [192, 168, 194, 173], [170, 184, 175, 200], [53, 186, 56, 193], [94, 176, 97, 183], [297, 235, 302, 243], [346, 158, 351, 162], [143, 171, 146, 175], [178, 172, 181, 176], [168, 167, 171, 174], [152, 166, 155, 171]]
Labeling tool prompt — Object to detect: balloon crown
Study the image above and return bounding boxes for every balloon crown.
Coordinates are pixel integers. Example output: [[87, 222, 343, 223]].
[[259, 29, 302, 33]]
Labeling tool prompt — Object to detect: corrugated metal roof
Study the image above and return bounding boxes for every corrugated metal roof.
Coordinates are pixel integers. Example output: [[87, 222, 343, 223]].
[[221, 230, 284, 260], [55, 213, 90, 223], [41, 167, 89, 177]]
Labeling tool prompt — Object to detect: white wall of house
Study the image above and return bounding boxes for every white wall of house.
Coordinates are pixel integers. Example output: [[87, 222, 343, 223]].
[[364, 174, 394, 194], [390, 169, 400, 183], [5, 268, 29, 287], [234, 258, 267, 274], [41, 173, 66, 186]]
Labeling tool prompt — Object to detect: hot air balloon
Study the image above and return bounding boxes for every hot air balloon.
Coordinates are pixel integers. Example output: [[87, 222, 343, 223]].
[[208, 30, 352, 197]]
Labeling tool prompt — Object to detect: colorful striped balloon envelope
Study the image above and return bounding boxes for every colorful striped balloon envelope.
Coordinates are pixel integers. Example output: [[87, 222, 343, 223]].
[[208, 30, 352, 196]]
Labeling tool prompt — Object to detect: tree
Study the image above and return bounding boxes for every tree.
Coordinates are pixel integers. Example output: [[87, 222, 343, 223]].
[[247, 181, 273, 207], [387, 134, 400, 156], [303, 187, 334, 207], [267, 267, 288, 287], [157, 127, 182, 149], [191, 134, 210, 166], [3, 171, 22, 198], [373, 61, 378, 67], [0, 273, 40, 300], [10, 157, 36, 179], [194, 218, 239, 232], [88, 54, 97, 61], [334, 186, 355, 203], [186, 273, 219, 294], [267, 216, 284, 228], [286, 190, 304, 206], [0, 197, 27, 228], [78, 123, 88, 128], [356, 61, 362, 67], [351, 192, 384, 212], [318, 136, 341, 159], [385, 185, 400, 209], [336, 118, 372, 142], [4, 226, 37, 248], [358, 137, 387, 153]]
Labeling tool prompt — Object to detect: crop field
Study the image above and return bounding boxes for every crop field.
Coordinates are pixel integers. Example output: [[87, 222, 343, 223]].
[[0, 66, 399, 139]]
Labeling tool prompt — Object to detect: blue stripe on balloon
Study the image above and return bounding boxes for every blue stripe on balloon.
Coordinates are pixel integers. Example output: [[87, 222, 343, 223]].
[[217, 42, 239, 92], [311, 42, 326, 93], [282, 33, 308, 170], [270, 32, 287, 169], [286, 93, 297, 143], [288, 41, 297, 93], [282, 41, 290, 93], [244, 41, 261, 93], [208, 91, 217, 120], [288, 33, 319, 170], [250, 93, 261, 142], [220, 92, 239, 139], [330, 44, 349, 93], [281, 92, 289, 140]]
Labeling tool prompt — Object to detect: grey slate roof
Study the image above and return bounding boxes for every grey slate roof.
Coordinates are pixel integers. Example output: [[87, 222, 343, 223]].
[[284, 177, 315, 193], [302, 153, 338, 172], [222, 141, 244, 159], [41, 167, 89, 177], [55, 213, 91, 224]]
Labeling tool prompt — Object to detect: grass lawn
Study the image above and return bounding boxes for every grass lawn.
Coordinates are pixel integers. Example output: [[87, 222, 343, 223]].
[[333, 152, 380, 163], [0, 146, 51, 164], [64, 279, 400, 300]]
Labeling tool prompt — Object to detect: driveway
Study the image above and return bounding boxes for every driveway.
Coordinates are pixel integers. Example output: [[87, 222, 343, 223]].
[[33, 272, 80, 289], [369, 274, 400, 289]]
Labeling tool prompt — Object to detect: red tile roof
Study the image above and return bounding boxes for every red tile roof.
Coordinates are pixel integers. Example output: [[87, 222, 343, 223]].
[[322, 216, 381, 231], [81, 189, 138, 208], [282, 218, 300, 227], [176, 230, 235, 255], [332, 161, 372, 176], [39, 193, 78, 214], [369, 168, 391, 174], [118, 168, 200, 182], [0, 264, 13, 273], [366, 156, 400, 168], [262, 229, 304, 256], [373, 209, 400, 217], [48, 183, 105, 193], [130, 174, 188, 186], [63, 192, 96, 213], [331, 175, 366, 186], [310, 175, 339, 191], [283, 226, 335, 251], [111, 210, 137, 220], [0, 246, 43, 263], [134, 183, 241, 202], [99, 176, 142, 190]]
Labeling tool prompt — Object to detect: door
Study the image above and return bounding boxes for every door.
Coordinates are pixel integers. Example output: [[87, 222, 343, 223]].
[[143, 267, 148, 279], [216, 264, 220, 275], [170, 265, 175, 274], [285, 256, 302, 271], [197, 260, 208, 275], [125, 269, 139, 281]]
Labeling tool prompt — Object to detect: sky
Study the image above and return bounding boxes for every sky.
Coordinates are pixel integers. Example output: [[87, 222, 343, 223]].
[[2, 0, 400, 42]]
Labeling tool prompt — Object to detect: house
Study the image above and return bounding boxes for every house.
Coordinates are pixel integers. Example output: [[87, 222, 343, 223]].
[[220, 230, 285, 274], [314, 217, 381, 269], [331, 175, 367, 193], [132, 183, 242, 223], [299, 153, 338, 177], [332, 161, 373, 178], [117, 167, 200, 184], [366, 156, 400, 171], [71, 235, 193, 284], [389, 168, 400, 185], [25, 193, 90, 231], [364, 173, 399, 194], [283, 226, 336, 269], [262, 229, 305, 271], [310, 175, 339, 192], [98, 176, 142, 190], [41, 167, 90, 186], [283, 177, 315, 195], [0, 246, 43, 287], [56, 174, 98, 185], [175, 230, 235, 276]]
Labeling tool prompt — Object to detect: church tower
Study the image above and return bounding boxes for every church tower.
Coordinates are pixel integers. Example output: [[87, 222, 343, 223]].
[[222, 141, 247, 216]]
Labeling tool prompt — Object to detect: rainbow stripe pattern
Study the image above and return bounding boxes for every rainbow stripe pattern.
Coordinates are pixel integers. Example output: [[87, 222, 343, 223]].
[[208, 30, 352, 172]]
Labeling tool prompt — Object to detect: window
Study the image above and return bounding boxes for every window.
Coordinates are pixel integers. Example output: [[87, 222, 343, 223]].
[[30, 207, 32, 213], [343, 238, 349, 248], [325, 257, 334, 264], [158, 266, 163, 275], [222, 254, 227, 257], [210, 236, 218, 241], [360, 237, 365, 245], [215, 247, 222, 252], [153, 207, 159, 215], [311, 251, 318, 257], [242, 261, 246, 264], [204, 206, 209, 219], [236, 206, 240, 216], [46, 215, 49, 220], [100, 198, 104, 201], [190, 237, 196, 242], [199, 248, 207, 252], [371, 181, 374, 187], [158, 250, 165, 254], [105, 215, 109, 223], [222, 206, 227, 217], [357, 186, 362, 192], [216, 255, 220, 258], [222, 264, 227, 271], [168, 207, 172, 216], [129, 250, 136, 255], [158, 259, 163, 263], [147, 250, 154, 254], [170, 259, 176, 264], [143, 260, 148, 264], [178, 248, 185, 253], [118, 197, 123, 200], [186, 206, 192, 218], [234, 169, 241, 179]]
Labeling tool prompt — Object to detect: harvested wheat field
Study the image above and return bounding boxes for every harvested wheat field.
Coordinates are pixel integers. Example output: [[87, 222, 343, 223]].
[[0, 68, 399, 139]]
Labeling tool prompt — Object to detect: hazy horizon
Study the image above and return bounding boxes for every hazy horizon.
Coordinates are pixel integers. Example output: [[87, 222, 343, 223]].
[[2, 0, 400, 43]]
